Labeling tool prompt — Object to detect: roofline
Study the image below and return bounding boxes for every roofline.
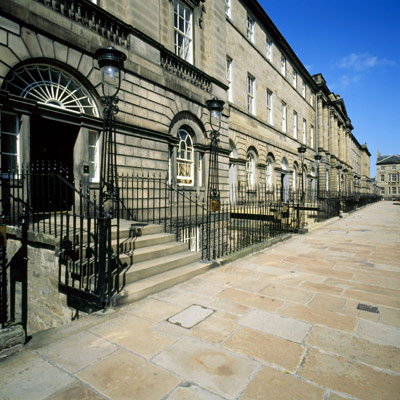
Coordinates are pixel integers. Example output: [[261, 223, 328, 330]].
[[246, 0, 318, 91]]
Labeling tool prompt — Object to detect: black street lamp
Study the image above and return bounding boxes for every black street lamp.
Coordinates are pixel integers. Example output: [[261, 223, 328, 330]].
[[343, 168, 348, 196], [314, 153, 322, 198], [297, 145, 307, 202], [206, 97, 224, 212], [336, 164, 343, 198], [95, 46, 126, 214], [94, 46, 126, 305]]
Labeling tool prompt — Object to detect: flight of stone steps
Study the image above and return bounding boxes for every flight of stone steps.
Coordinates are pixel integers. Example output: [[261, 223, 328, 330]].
[[111, 220, 215, 307]]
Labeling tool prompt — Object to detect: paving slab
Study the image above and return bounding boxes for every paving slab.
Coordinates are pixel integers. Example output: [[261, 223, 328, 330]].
[[356, 319, 400, 348], [46, 383, 105, 400], [223, 326, 306, 373], [89, 314, 176, 358], [0, 351, 74, 399], [306, 325, 400, 372], [78, 349, 181, 400], [166, 384, 224, 400], [240, 366, 325, 400], [238, 309, 312, 343], [153, 336, 260, 399], [35, 331, 117, 374], [299, 348, 400, 400]]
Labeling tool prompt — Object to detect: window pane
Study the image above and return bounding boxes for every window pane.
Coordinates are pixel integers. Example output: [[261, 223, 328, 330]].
[[2, 133, 17, 153], [2, 113, 18, 132], [1, 154, 17, 171], [1, 113, 19, 172]]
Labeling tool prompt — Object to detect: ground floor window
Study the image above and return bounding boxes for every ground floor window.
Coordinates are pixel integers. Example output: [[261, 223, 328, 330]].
[[1, 112, 20, 175], [88, 131, 100, 182], [246, 151, 256, 188], [182, 225, 201, 252], [177, 128, 194, 185]]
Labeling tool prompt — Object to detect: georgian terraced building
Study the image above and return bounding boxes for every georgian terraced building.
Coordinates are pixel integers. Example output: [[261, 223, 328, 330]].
[[0, 0, 371, 201], [376, 152, 400, 200]]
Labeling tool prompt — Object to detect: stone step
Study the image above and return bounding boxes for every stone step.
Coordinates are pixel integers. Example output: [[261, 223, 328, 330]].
[[118, 232, 176, 251], [119, 241, 189, 264], [125, 250, 201, 283], [114, 261, 215, 306], [64, 221, 164, 245], [112, 221, 164, 239]]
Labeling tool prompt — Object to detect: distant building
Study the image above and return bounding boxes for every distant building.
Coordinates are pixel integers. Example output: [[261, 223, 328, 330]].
[[376, 151, 400, 199]]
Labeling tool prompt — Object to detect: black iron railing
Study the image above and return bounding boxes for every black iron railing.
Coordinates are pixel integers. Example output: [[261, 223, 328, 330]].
[[0, 164, 129, 310], [0, 207, 28, 340], [1, 165, 381, 312]]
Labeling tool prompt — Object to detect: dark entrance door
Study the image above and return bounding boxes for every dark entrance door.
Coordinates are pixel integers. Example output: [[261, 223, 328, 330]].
[[30, 116, 79, 212]]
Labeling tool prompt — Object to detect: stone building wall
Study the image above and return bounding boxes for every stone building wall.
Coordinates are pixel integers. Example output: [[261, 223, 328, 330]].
[[225, 0, 318, 192], [6, 238, 72, 336]]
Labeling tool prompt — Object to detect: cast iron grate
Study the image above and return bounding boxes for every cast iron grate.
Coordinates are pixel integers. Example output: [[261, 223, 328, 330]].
[[357, 303, 379, 314]]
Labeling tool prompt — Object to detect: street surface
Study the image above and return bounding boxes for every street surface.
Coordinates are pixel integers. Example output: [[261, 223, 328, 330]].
[[1, 201, 399, 399]]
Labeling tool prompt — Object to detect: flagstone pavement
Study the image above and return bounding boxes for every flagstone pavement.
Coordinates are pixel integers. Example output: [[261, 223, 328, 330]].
[[1, 201, 400, 400]]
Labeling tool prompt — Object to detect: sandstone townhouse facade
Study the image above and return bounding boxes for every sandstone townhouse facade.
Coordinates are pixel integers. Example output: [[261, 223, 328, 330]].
[[0, 0, 371, 202], [376, 152, 400, 200]]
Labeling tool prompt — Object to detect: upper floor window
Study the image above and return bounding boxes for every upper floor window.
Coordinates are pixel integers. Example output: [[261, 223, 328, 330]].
[[380, 166, 385, 170], [281, 102, 287, 133], [310, 125, 314, 148], [225, 0, 232, 18], [392, 165, 396, 169], [280, 55, 286, 76], [292, 69, 297, 88], [227, 57, 233, 102], [177, 128, 194, 185], [266, 89, 273, 125], [88, 131, 100, 182], [247, 15, 255, 43], [1, 112, 20, 174], [390, 173, 398, 182], [247, 74, 255, 115], [302, 81, 306, 98], [310, 91, 314, 106], [380, 187, 385, 194], [174, 0, 193, 63], [303, 119, 307, 144], [293, 111, 298, 139], [266, 38, 273, 62]]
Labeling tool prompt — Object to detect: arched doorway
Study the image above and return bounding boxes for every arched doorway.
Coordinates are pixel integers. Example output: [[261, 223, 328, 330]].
[[2, 63, 100, 211]]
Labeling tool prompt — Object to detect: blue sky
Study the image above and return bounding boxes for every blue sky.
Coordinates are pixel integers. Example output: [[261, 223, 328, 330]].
[[258, 0, 400, 177]]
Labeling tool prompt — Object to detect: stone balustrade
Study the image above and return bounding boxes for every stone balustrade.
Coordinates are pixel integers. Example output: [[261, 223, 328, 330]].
[[37, 0, 130, 49]]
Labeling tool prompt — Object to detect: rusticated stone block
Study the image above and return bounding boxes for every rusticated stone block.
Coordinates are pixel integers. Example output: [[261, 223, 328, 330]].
[[0, 324, 25, 359]]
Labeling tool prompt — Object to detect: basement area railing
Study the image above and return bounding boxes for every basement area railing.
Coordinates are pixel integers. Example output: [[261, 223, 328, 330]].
[[0, 164, 130, 311], [1, 166, 381, 313]]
